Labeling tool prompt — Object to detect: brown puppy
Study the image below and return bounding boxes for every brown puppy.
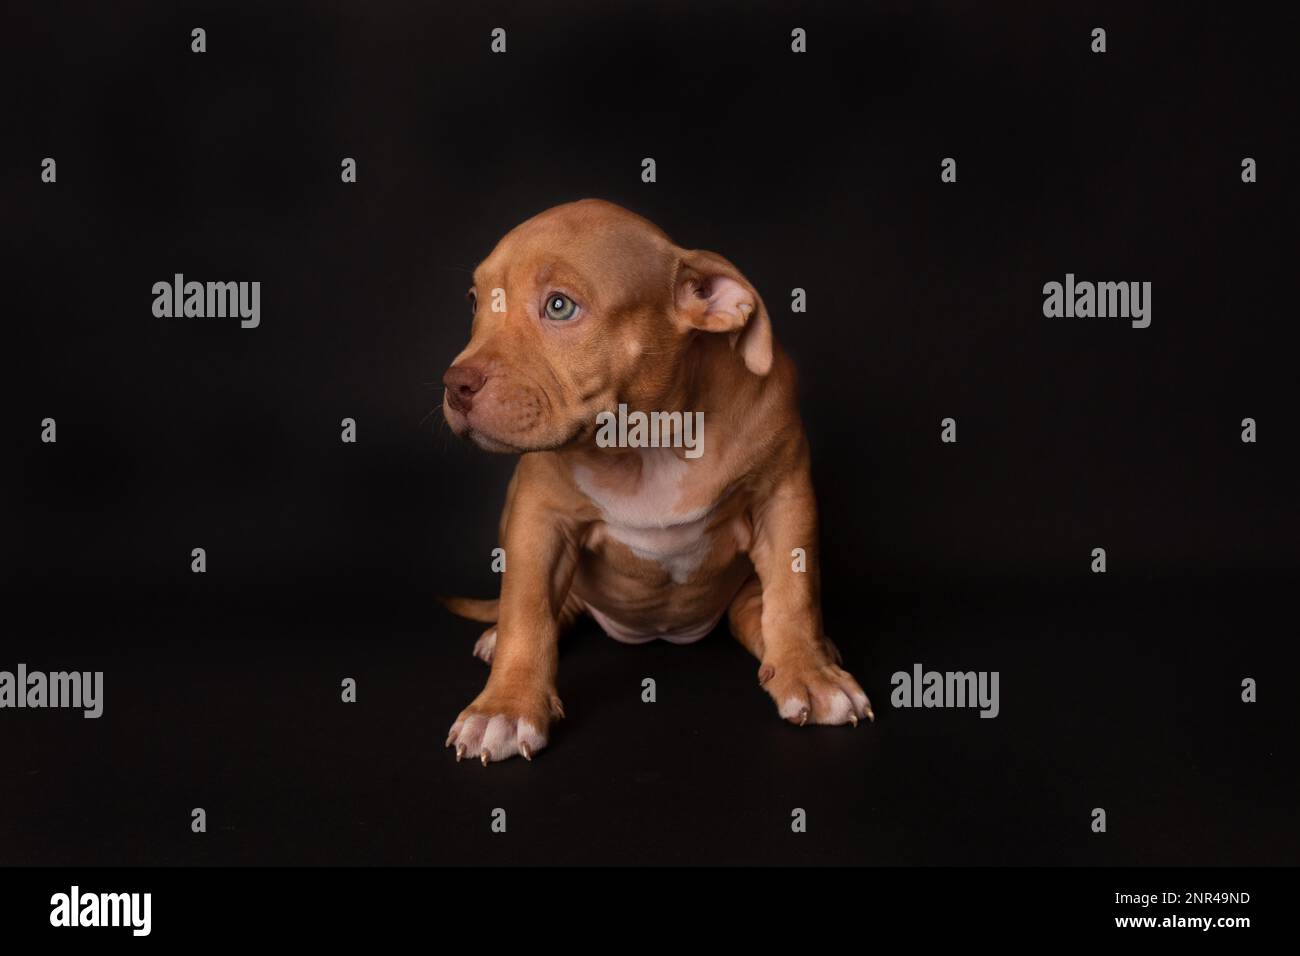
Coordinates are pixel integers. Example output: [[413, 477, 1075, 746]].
[[441, 199, 872, 764]]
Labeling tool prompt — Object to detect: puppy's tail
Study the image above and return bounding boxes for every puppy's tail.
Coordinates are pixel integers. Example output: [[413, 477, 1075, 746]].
[[437, 595, 500, 624]]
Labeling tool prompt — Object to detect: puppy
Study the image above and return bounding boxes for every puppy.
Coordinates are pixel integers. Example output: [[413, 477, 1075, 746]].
[[441, 199, 872, 764]]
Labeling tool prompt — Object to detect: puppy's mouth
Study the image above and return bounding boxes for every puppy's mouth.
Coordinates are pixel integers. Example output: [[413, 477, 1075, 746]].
[[444, 396, 586, 454], [442, 400, 509, 449], [465, 428, 526, 454], [465, 422, 587, 454]]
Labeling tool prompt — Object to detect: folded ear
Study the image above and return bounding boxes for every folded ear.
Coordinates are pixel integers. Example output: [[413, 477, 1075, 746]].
[[673, 248, 773, 376]]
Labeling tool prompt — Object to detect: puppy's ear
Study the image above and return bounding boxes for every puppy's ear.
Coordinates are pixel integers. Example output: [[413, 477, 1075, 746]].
[[673, 249, 773, 376]]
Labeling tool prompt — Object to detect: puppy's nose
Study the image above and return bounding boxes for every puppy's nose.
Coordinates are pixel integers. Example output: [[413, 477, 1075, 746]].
[[443, 364, 487, 413]]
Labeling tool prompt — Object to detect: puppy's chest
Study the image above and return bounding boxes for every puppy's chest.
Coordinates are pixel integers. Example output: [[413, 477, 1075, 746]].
[[572, 452, 744, 584]]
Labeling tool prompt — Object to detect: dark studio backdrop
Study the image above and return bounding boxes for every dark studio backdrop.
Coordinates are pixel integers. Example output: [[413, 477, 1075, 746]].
[[4, 1, 1298, 868]]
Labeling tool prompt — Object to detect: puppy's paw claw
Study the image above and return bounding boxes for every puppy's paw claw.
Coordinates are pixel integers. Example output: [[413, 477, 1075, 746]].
[[767, 658, 873, 728], [446, 696, 552, 764]]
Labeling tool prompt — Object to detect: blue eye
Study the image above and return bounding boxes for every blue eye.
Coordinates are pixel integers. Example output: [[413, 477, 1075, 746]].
[[544, 293, 577, 321]]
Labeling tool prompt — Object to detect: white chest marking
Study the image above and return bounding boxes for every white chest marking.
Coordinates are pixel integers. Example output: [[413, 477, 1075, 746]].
[[572, 450, 715, 584]]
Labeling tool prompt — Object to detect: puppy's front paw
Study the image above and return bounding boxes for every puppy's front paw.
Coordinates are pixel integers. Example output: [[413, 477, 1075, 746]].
[[445, 689, 563, 764], [759, 654, 873, 727]]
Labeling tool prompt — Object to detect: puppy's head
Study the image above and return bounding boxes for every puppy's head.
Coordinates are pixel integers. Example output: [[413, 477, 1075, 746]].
[[442, 199, 771, 453]]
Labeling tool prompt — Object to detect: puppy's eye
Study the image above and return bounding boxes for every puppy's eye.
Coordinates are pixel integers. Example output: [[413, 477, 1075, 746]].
[[467, 290, 478, 316], [544, 293, 578, 322]]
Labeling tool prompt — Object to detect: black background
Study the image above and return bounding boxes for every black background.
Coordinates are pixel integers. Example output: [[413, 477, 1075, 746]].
[[4, 1, 1297, 866]]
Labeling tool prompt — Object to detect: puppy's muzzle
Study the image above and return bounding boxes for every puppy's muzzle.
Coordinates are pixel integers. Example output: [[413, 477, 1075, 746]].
[[444, 363, 486, 413]]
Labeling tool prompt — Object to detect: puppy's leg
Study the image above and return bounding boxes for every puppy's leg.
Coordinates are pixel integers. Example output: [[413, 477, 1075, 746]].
[[727, 573, 766, 662], [748, 457, 873, 726], [474, 592, 584, 665], [729, 572, 846, 687], [446, 495, 582, 764]]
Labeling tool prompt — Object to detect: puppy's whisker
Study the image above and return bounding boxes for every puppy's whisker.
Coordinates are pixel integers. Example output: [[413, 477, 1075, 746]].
[[420, 404, 446, 430]]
